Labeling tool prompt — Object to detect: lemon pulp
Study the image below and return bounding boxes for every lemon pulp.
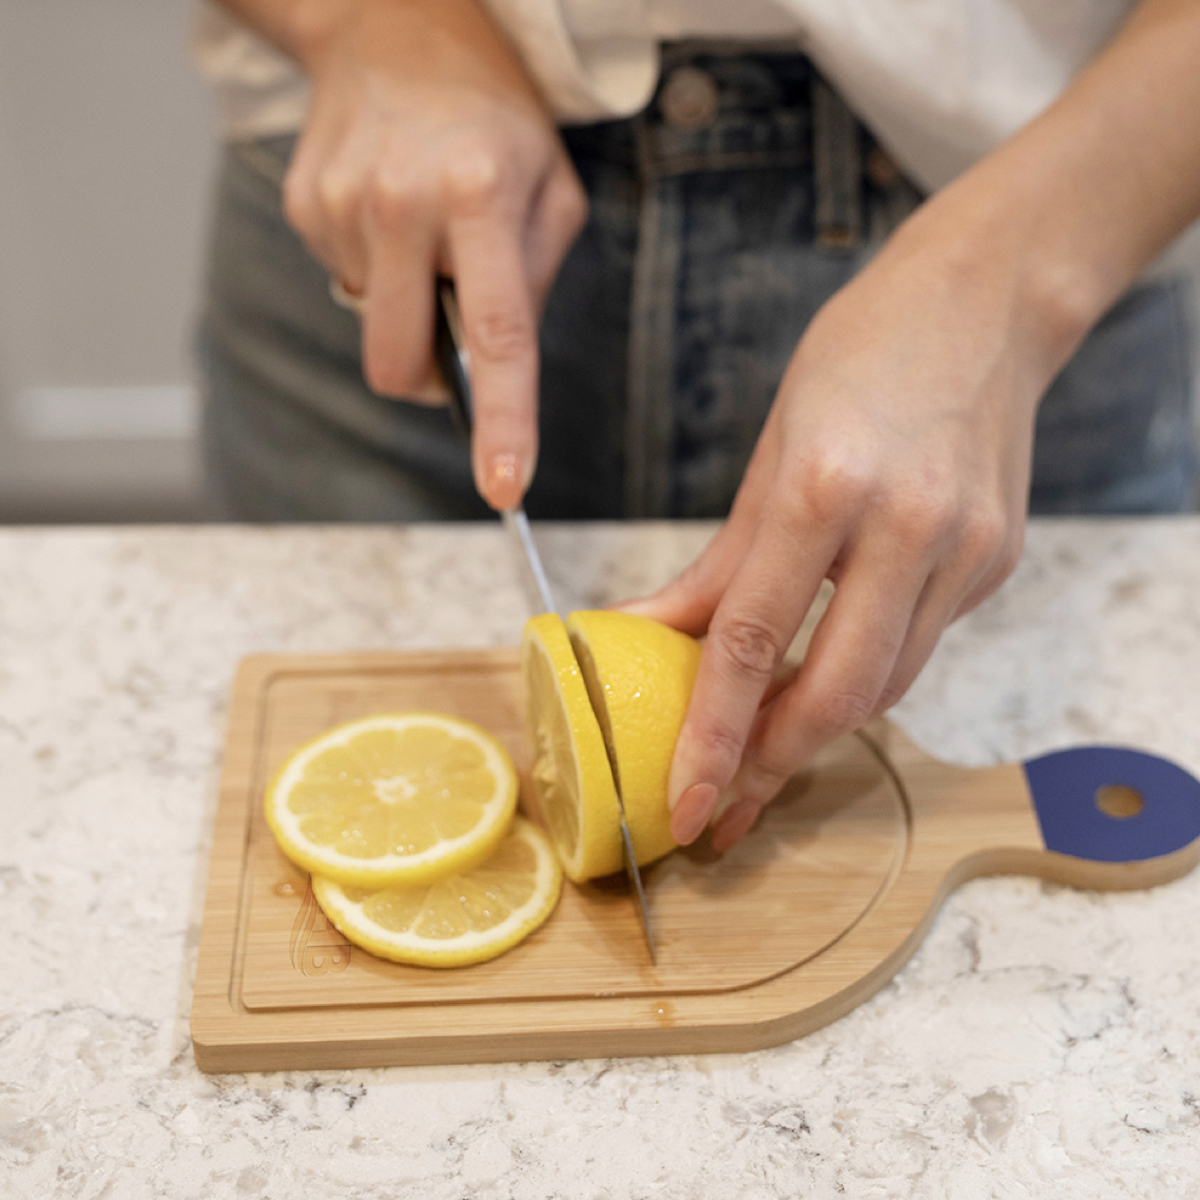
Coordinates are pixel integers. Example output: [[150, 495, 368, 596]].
[[521, 614, 623, 882], [522, 610, 701, 881], [265, 711, 518, 888], [311, 817, 561, 967]]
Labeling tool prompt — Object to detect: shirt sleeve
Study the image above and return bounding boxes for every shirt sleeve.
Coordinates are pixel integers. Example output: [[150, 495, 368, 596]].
[[479, 0, 660, 122]]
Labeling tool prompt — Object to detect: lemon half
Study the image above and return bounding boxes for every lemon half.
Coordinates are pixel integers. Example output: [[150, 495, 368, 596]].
[[522, 610, 701, 882], [568, 609, 702, 868], [521, 614, 623, 882], [311, 817, 561, 968], [265, 711, 518, 888]]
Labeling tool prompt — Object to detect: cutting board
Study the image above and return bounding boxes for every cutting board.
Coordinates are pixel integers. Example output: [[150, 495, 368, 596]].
[[190, 650, 1200, 1073]]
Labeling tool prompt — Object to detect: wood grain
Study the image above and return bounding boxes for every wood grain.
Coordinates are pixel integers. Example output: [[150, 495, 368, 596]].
[[190, 651, 1200, 1073]]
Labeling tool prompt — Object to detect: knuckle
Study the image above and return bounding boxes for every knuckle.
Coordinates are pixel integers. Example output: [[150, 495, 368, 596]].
[[740, 768, 790, 810], [470, 306, 535, 366], [743, 741, 797, 795], [316, 170, 362, 223], [958, 507, 1008, 565], [691, 720, 748, 777], [442, 145, 505, 216], [884, 483, 958, 551], [758, 770, 792, 804], [713, 615, 783, 680], [872, 681, 909, 715], [364, 172, 418, 225], [805, 685, 877, 740], [792, 448, 872, 525]]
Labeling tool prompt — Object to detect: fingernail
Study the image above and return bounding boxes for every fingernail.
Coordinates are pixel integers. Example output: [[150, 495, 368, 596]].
[[490, 452, 519, 487], [711, 799, 760, 853], [670, 782, 719, 845], [485, 452, 528, 510]]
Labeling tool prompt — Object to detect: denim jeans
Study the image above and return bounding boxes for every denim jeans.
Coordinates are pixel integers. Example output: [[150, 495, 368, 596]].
[[198, 44, 1198, 522]]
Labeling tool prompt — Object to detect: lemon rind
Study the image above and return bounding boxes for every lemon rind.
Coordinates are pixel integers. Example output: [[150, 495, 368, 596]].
[[311, 818, 562, 968], [264, 712, 519, 888]]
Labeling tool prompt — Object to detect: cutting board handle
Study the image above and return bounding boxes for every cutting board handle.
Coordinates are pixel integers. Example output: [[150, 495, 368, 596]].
[[1024, 746, 1200, 864]]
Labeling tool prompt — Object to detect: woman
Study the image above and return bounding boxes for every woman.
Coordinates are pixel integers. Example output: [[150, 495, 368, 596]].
[[194, 0, 1200, 848]]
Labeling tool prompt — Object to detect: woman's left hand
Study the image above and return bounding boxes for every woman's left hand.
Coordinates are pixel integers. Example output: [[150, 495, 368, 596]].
[[622, 185, 1069, 851], [633, 0, 1200, 851]]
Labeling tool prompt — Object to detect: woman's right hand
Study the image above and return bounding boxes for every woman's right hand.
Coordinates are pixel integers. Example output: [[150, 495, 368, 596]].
[[282, 0, 587, 510]]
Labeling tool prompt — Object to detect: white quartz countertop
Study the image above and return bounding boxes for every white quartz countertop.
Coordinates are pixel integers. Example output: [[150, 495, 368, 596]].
[[3, 518, 1199, 1199]]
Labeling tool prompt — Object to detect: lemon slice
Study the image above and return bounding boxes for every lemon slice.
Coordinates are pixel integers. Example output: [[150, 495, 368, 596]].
[[567, 609, 702, 869], [265, 712, 518, 888], [521, 613, 624, 882], [311, 817, 561, 967]]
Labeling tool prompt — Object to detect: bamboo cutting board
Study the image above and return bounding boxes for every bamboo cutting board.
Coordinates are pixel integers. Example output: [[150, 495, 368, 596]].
[[191, 650, 1200, 1073]]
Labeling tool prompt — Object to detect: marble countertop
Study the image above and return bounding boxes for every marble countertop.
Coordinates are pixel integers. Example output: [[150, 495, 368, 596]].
[[2, 518, 1199, 1199]]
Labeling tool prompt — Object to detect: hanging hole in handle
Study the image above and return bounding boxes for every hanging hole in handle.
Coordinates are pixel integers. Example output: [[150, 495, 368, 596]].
[[1094, 783, 1145, 820]]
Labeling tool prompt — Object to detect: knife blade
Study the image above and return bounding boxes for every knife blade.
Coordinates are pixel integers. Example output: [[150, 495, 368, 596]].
[[433, 279, 657, 963]]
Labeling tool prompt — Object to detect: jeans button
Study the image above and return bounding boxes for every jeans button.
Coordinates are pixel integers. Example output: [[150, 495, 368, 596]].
[[659, 66, 720, 131]]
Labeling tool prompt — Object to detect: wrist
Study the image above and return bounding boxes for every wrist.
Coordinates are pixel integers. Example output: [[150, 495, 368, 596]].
[[285, 0, 360, 68], [288, 0, 449, 71], [894, 0, 1200, 388], [974, 168, 1122, 379], [893, 161, 1116, 391]]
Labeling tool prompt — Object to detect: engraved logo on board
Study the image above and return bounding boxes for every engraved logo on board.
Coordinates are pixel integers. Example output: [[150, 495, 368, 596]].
[[288, 879, 352, 976]]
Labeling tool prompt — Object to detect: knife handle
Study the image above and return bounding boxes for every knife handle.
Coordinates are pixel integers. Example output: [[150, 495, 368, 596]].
[[433, 278, 473, 442], [1023, 745, 1200, 863]]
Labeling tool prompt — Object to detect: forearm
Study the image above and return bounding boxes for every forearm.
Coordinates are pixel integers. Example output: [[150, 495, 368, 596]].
[[210, 0, 338, 65], [887, 0, 1200, 382], [213, 0, 442, 69]]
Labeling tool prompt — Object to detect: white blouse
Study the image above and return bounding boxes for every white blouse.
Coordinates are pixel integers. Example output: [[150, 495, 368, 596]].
[[193, 0, 1135, 192]]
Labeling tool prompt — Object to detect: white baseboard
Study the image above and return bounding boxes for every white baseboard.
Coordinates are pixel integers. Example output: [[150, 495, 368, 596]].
[[14, 385, 199, 441]]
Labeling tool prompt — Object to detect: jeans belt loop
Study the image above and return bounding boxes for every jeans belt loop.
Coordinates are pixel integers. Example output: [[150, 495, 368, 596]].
[[812, 77, 863, 252]]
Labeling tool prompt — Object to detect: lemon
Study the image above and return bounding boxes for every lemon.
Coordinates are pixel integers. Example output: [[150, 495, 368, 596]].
[[522, 610, 702, 881], [311, 817, 561, 968], [522, 613, 624, 882], [568, 610, 702, 867], [264, 712, 518, 888]]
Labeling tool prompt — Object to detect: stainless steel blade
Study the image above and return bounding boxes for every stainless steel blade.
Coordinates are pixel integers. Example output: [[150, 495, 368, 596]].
[[501, 507, 558, 617], [434, 278, 656, 960], [617, 798, 658, 964]]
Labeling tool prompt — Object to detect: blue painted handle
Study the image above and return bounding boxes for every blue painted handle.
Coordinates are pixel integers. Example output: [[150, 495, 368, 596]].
[[1024, 746, 1200, 863]]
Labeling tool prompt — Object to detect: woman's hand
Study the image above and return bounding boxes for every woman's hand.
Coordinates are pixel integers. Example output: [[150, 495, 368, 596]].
[[281, 0, 586, 509], [625, 0, 1200, 853], [624, 193, 1063, 851]]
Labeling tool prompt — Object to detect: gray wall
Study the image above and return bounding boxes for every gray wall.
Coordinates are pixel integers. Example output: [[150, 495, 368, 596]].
[[0, 5, 1196, 522], [0, 0, 216, 520]]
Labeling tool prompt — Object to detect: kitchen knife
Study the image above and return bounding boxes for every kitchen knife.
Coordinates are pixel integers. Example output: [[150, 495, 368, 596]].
[[433, 280, 658, 963], [330, 274, 558, 617]]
